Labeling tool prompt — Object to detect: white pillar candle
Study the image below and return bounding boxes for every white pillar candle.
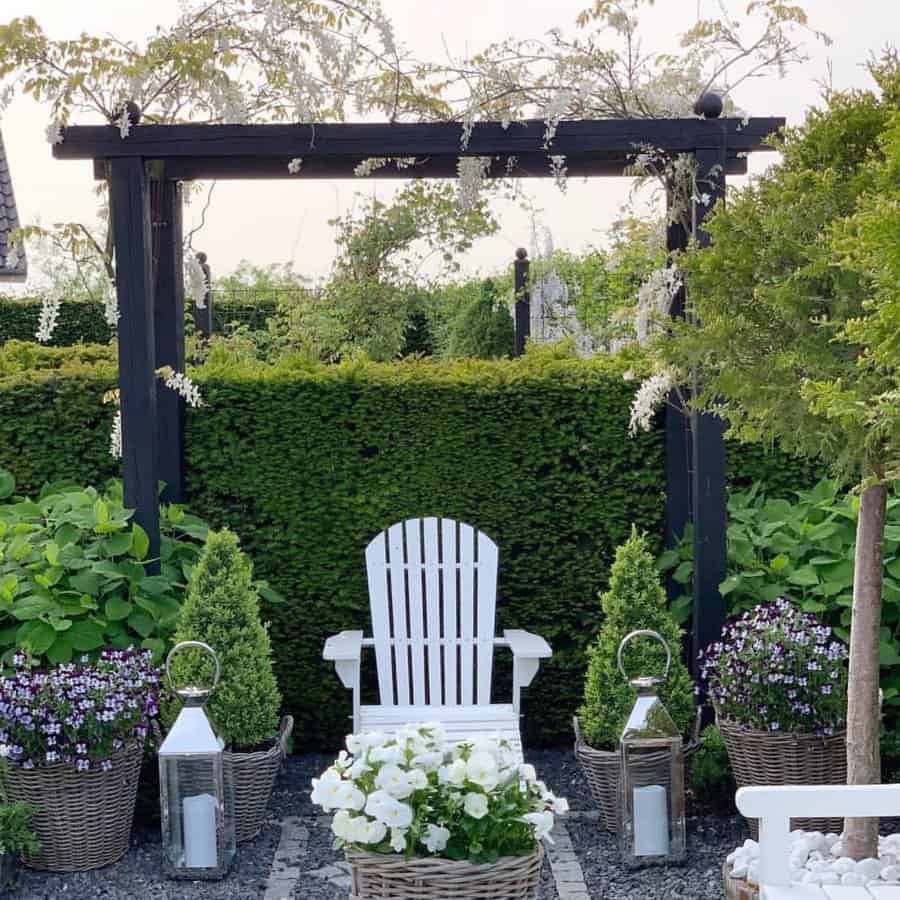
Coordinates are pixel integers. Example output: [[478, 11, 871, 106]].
[[183, 793, 218, 868], [633, 784, 669, 857]]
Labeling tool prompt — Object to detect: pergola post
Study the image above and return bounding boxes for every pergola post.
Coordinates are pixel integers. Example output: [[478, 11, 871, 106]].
[[689, 140, 728, 663], [513, 247, 530, 356], [154, 175, 186, 503], [109, 157, 161, 566]]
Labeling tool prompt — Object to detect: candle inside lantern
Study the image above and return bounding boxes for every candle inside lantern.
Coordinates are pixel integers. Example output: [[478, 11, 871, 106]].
[[632, 785, 669, 857], [183, 793, 218, 868]]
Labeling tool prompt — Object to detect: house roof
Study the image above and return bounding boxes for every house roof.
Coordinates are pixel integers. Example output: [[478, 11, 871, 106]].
[[0, 129, 27, 282]]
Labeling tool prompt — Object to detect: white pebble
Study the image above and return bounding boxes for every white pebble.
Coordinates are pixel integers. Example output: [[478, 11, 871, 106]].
[[857, 858, 883, 880], [832, 857, 856, 875], [842, 872, 866, 886], [831, 841, 844, 857], [882, 864, 900, 882], [824, 833, 840, 848]]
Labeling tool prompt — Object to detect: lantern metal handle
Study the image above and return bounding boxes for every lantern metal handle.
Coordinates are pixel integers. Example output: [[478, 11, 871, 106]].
[[617, 629, 671, 685], [166, 640, 220, 702]]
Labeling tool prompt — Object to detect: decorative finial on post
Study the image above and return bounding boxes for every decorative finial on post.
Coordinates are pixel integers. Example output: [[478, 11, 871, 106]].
[[515, 247, 528, 261], [694, 93, 723, 119]]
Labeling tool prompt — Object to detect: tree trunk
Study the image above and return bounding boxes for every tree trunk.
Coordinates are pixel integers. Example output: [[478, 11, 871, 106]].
[[844, 480, 887, 861]]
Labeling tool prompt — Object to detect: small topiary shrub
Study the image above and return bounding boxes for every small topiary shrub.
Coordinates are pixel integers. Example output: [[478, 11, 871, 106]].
[[689, 724, 733, 802], [169, 529, 281, 749], [578, 526, 695, 750]]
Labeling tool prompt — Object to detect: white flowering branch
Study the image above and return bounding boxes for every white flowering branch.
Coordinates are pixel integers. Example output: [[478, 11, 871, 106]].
[[35, 296, 61, 344], [628, 371, 675, 435], [185, 256, 208, 309], [456, 156, 492, 209], [157, 367, 203, 408]]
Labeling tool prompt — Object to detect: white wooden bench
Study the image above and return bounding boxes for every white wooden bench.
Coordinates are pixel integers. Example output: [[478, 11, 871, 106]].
[[736, 784, 900, 899], [324, 518, 552, 757]]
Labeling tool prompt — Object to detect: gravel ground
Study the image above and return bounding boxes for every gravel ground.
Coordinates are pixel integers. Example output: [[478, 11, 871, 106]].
[[7, 748, 747, 899]]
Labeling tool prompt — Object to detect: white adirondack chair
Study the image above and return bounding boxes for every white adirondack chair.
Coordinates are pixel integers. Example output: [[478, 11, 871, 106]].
[[736, 784, 900, 900], [323, 518, 552, 757]]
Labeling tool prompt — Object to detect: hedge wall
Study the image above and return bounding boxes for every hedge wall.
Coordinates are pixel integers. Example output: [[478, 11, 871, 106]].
[[0, 296, 278, 346], [0, 346, 818, 747]]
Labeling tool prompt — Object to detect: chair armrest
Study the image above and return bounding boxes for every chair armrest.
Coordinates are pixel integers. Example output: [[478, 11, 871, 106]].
[[323, 630, 364, 662], [737, 783, 900, 820], [501, 629, 552, 659]]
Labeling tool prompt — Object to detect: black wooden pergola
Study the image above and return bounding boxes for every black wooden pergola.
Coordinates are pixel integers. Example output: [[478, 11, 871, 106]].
[[54, 110, 783, 660]]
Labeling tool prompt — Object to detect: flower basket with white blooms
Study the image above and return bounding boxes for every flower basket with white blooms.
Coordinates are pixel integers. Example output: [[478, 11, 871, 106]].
[[311, 723, 567, 900]]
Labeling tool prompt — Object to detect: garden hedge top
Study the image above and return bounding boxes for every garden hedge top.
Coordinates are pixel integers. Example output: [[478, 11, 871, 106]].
[[324, 518, 551, 756]]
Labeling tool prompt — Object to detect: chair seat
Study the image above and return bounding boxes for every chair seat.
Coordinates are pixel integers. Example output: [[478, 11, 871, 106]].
[[358, 703, 522, 759]]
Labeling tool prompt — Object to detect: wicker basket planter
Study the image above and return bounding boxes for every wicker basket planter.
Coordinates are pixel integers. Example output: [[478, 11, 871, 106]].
[[718, 717, 847, 837], [226, 714, 293, 843], [573, 714, 699, 832], [722, 862, 758, 900], [4, 741, 143, 872], [346, 845, 543, 900]]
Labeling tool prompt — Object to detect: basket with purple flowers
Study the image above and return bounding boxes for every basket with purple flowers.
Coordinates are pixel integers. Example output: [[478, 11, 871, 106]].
[[0, 648, 160, 871], [700, 598, 848, 838]]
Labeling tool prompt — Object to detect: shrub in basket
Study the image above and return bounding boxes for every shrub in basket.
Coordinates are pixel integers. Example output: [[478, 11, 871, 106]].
[[0, 780, 39, 888], [311, 723, 567, 900], [699, 597, 848, 836], [574, 526, 695, 831], [166, 528, 291, 842], [0, 648, 159, 871]]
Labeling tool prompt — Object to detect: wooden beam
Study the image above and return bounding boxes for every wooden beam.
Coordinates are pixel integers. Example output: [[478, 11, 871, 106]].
[[56, 116, 784, 171], [154, 176, 186, 504], [690, 142, 728, 663], [109, 157, 161, 565]]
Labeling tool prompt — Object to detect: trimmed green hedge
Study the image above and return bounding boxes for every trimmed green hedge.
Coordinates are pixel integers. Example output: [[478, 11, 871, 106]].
[[0, 296, 278, 346], [0, 298, 113, 346], [0, 346, 818, 747]]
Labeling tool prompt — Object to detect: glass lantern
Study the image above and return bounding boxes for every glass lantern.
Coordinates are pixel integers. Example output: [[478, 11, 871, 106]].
[[159, 641, 236, 880], [617, 629, 686, 868]]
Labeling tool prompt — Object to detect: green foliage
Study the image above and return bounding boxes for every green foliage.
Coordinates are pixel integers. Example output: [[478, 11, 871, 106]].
[[168, 529, 281, 749], [0, 474, 208, 667], [0, 298, 112, 346], [660, 479, 900, 715], [689, 724, 733, 802], [446, 280, 515, 359], [0, 795, 39, 856], [0, 344, 817, 747], [578, 527, 694, 750], [660, 56, 900, 485]]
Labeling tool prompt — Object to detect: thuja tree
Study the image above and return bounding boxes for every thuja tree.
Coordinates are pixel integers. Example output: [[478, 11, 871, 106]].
[[647, 55, 900, 859]]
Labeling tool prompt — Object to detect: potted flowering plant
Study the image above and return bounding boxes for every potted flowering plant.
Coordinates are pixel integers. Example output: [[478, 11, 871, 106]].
[[0, 648, 160, 871], [700, 597, 848, 842], [311, 723, 567, 900]]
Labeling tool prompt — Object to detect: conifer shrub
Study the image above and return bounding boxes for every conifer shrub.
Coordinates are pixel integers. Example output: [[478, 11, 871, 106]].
[[169, 529, 281, 749], [578, 526, 695, 749]]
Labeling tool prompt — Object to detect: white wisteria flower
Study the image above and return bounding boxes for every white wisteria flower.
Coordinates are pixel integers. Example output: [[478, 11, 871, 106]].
[[45, 120, 64, 145], [185, 256, 208, 308], [549, 155, 568, 193], [354, 157, 387, 177], [158, 367, 204, 408], [108, 410, 122, 460], [311, 724, 567, 863], [288, 157, 303, 174], [117, 106, 132, 140], [456, 156, 492, 209], [628, 372, 674, 435], [35, 296, 61, 344]]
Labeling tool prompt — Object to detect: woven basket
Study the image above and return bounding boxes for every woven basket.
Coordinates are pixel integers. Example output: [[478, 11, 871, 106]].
[[718, 717, 847, 838], [573, 713, 700, 832], [226, 714, 293, 843], [722, 863, 758, 900], [4, 741, 143, 872], [346, 845, 543, 900]]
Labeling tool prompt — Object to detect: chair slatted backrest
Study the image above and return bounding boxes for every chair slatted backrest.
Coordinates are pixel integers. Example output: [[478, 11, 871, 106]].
[[366, 518, 499, 708]]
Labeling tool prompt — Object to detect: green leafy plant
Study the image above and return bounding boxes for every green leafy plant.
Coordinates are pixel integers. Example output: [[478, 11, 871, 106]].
[[446, 279, 515, 359], [578, 527, 694, 750], [660, 479, 900, 714], [0, 473, 209, 666], [689, 724, 733, 802], [0, 801, 39, 856], [168, 529, 281, 749]]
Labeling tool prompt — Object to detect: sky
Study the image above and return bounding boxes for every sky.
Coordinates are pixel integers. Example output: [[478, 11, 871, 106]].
[[0, 0, 894, 289]]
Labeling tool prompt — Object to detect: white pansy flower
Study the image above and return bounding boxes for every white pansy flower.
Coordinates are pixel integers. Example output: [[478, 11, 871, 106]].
[[332, 809, 354, 840], [463, 792, 489, 820], [411, 750, 444, 771], [522, 811, 555, 842], [379, 797, 413, 829], [422, 823, 450, 854], [466, 752, 499, 790], [407, 769, 428, 791], [349, 758, 371, 779], [518, 763, 537, 782], [375, 764, 414, 799], [390, 827, 407, 852], [438, 759, 467, 786], [370, 744, 405, 766]]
